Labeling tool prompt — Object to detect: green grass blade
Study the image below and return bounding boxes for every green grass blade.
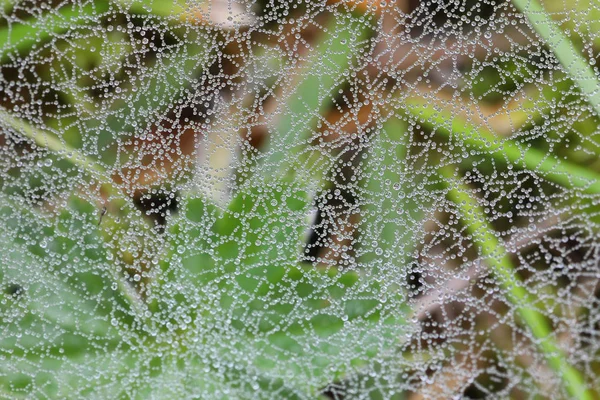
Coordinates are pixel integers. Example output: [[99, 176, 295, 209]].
[[440, 165, 592, 400], [404, 96, 600, 194], [0, 0, 195, 64], [0, 349, 139, 398], [0, 1, 110, 62], [0, 107, 121, 194], [0, 201, 125, 351], [511, 0, 600, 118], [262, 14, 371, 179], [360, 116, 424, 273], [0, 108, 108, 177], [0, 108, 156, 318], [103, 43, 211, 137]]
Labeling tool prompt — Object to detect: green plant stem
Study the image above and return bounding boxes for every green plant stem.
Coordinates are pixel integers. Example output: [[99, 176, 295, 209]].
[[440, 165, 592, 400], [404, 96, 600, 194], [511, 0, 600, 118]]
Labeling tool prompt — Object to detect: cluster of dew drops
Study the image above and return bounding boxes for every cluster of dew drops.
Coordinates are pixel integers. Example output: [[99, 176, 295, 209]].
[[1, 0, 600, 398]]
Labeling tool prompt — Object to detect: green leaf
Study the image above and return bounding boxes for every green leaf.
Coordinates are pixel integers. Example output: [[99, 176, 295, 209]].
[[0, 193, 159, 396], [0, 224, 118, 363], [168, 178, 311, 281], [0, 106, 157, 259], [0, 349, 139, 398], [0, 108, 111, 181], [216, 180, 311, 265], [0, 194, 140, 331], [163, 183, 411, 396], [210, 264, 410, 396]]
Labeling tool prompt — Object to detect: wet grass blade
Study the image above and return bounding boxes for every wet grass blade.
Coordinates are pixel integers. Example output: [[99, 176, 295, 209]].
[[114, 0, 199, 22], [0, 108, 110, 182], [262, 13, 371, 180], [360, 116, 424, 273], [511, 0, 600, 119], [440, 165, 592, 400], [103, 43, 211, 138], [0, 107, 154, 314], [0, 194, 142, 338], [404, 96, 600, 194], [0, 0, 195, 64]]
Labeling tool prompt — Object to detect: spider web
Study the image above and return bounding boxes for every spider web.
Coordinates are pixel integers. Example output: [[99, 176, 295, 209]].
[[1, 0, 600, 398]]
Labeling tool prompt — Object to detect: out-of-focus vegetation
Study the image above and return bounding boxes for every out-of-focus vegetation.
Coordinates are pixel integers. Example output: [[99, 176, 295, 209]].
[[1, 0, 600, 398]]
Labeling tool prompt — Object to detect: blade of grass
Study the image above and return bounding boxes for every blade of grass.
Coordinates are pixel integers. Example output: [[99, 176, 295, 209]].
[[540, 0, 600, 49], [261, 13, 371, 180], [103, 43, 211, 137], [1, 108, 109, 179], [115, 0, 187, 18], [0, 194, 144, 332], [511, 0, 600, 119], [0, 0, 110, 62], [93, 39, 213, 169], [360, 116, 424, 274], [113, 0, 204, 23], [404, 95, 600, 194], [440, 165, 592, 400], [0, 0, 197, 64], [0, 107, 118, 193]]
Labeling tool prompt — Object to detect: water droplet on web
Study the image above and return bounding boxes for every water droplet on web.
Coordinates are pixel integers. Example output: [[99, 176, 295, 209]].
[[1, 0, 599, 398]]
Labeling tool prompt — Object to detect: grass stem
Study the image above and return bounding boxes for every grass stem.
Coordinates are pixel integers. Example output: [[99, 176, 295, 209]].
[[405, 96, 600, 194], [440, 165, 592, 400], [511, 0, 600, 119], [0, 107, 117, 191]]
